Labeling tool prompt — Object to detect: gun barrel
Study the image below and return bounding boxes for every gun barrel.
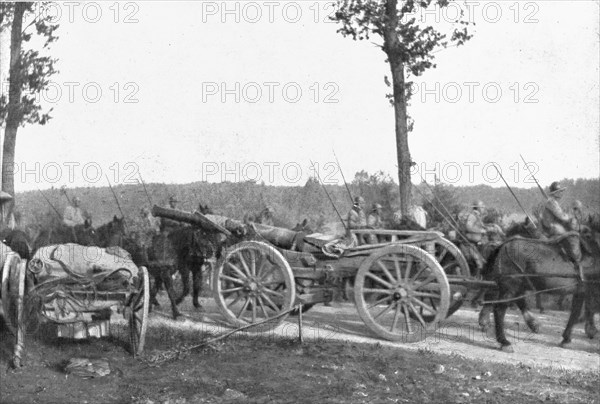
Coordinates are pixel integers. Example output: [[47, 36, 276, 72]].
[[152, 206, 232, 236]]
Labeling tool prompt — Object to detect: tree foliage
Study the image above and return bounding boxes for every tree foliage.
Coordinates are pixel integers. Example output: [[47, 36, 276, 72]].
[[0, 2, 59, 127], [1, 2, 59, 224]]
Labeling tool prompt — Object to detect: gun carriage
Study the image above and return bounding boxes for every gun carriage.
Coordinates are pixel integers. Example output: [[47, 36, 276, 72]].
[[153, 206, 483, 342]]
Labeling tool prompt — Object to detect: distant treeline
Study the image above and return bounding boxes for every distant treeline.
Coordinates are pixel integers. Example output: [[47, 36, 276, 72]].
[[15, 174, 599, 230]]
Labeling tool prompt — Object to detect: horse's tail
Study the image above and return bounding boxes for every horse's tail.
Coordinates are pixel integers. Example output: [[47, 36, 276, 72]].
[[482, 243, 503, 277]]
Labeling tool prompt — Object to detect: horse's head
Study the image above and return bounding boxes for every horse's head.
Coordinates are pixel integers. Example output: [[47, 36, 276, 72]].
[[291, 218, 313, 233], [579, 224, 600, 259], [198, 204, 214, 215], [504, 218, 542, 239], [107, 215, 127, 246], [74, 222, 98, 246]]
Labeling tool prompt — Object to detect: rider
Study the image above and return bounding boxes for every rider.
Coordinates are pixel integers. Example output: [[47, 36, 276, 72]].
[[63, 196, 87, 227], [459, 200, 493, 277], [366, 203, 384, 229], [256, 206, 275, 226], [540, 181, 584, 281], [347, 196, 367, 243], [366, 203, 384, 244], [571, 200, 585, 232], [160, 195, 183, 233]]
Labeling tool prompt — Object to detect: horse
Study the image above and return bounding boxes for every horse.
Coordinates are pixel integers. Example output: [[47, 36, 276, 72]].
[[0, 228, 32, 260], [560, 272, 600, 347], [166, 226, 217, 310], [32, 219, 97, 252], [560, 219, 600, 346], [121, 230, 182, 319], [291, 218, 313, 233], [503, 219, 571, 313], [480, 227, 600, 352], [95, 215, 127, 248]]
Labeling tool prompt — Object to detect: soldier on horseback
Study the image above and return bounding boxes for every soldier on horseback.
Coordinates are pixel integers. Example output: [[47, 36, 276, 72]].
[[458, 200, 496, 277], [160, 196, 184, 233], [540, 181, 584, 281]]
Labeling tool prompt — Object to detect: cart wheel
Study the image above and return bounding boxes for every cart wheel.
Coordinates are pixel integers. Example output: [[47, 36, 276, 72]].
[[213, 241, 295, 331], [1, 254, 26, 367], [2, 254, 25, 336], [354, 244, 450, 342], [433, 238, 470, 277], [129, 266, 149, 357]]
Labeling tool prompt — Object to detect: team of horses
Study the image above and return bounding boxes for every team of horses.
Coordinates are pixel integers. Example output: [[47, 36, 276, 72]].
[[1, 210, 598, 352]]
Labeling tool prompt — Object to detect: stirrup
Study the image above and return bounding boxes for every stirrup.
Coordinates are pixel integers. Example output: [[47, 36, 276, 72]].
[[575, 264, 585, 283], [578, 268, 586, 283]]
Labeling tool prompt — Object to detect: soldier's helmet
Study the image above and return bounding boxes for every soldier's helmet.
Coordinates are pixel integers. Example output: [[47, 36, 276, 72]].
[[169, 195, 178, 203], [354, 196, 365, 205], [572, 200, 583, 211], [472, 200, 485, 210], [549, 181, 566, 195], [73, 196, 81, 204], [372, 203, 383, 210]]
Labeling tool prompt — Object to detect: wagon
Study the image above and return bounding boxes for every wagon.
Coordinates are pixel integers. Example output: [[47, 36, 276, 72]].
[[1, 244, 150, 367], [154, 207, 477, 342]]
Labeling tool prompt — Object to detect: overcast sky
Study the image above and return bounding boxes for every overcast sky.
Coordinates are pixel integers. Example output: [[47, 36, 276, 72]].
[[1, 0, 598, 192]]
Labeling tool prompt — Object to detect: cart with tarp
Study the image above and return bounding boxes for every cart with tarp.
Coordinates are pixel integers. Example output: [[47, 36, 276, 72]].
[[1, 243, 149, 366]]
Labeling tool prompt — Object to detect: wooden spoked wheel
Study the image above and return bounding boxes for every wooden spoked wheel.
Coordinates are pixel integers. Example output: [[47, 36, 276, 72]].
[[1, 254, 25, 337], [213, 241, 295, 331], [129, 266, 149, 357], [354, 245, 450, 342], [1, 254, 26, 367], [432, 238, 469, 317], [433, 238, 470, 277]]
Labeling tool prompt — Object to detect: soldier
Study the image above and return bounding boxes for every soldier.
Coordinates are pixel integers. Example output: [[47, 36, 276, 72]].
[[540, 182, 573, 236], [459, 200, 492, 278], [571, 200, 585, 231], [347, 196, 366, 230], [63, 196, 86, 227], [408, 204, 428, 229], [140, 207, 161, 235], [366, 203, 384, 229], [160, 195, 183, 233], [256, 206, 275, 226], [540, 182, 584, 281], [366, 203, 384, 244]]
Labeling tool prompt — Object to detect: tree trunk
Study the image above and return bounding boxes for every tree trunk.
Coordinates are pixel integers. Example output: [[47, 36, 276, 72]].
[[2, 2, 26, 225], [383, 0, 412, 216]]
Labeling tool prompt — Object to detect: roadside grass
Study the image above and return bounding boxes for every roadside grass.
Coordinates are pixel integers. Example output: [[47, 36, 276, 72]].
[[1, 320, 598, 404]]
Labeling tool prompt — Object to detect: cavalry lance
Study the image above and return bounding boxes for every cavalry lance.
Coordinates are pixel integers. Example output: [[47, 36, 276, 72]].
[[138, 173, 154, 207], [519, 154, 548, 199], [493, 164, 537, 228], [38, 189, 62, 219], [332, 149, 354, 204], [105, 175, 126, 223], [310, 160, 347, 233]]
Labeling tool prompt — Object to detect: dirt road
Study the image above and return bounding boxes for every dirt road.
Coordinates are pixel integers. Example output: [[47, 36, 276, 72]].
[[150, 299, 600, 373]]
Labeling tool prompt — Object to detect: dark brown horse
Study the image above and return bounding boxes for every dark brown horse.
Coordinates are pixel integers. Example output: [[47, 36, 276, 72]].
[[560, 221, 600, 347], [481, 228, 600, 352], [32, 219, 97, 251], [0, 228, 32, 260]]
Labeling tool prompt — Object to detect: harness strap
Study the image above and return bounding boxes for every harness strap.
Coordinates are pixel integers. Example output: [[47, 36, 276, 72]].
[[481, 284, 578, 305]]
